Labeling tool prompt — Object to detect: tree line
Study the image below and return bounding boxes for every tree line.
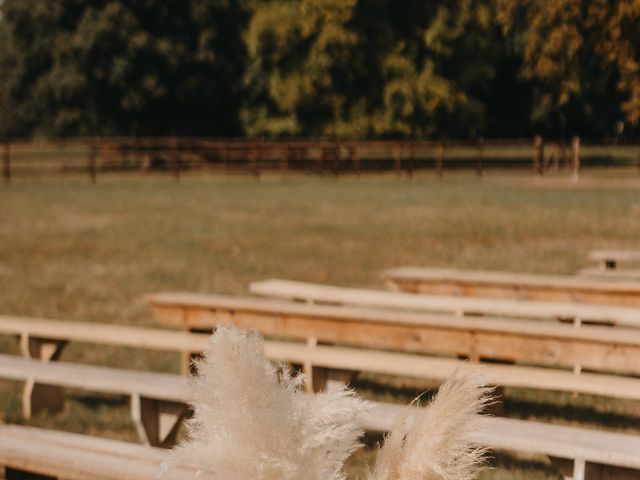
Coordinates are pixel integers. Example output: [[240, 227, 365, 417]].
[[0, 0, 638, 139]]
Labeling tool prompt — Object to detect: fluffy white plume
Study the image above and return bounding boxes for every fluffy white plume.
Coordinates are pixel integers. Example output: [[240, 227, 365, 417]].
[[369, 370, 493, 480], [158, 325, 367, 480]]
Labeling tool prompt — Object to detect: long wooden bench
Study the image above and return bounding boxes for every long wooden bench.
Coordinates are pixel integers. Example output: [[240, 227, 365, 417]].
[[1, 355, 638, 480], [0, 424, 195, 480], [4, 315, 640, 410], [249, 278, 640, 327], [148, 292, 640, 377], [383, 266, 640, 306]]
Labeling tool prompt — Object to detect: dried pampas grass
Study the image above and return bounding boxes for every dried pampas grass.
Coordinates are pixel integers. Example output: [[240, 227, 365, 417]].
[[158, 325, 367, 480], [159, 325, 492, 480], [369, 371, 493, 480]]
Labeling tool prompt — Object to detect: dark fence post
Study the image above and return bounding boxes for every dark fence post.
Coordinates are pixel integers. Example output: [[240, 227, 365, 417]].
[[2, 140, 10, 185], [571, 136, 580, 183], [172, 137, 181, 182], [393, 143, 402, 177], [250, 145, 260, 178], [351, 144, 361, 177], [476, 137, 484, 177], [533, 135, 544, 176], [436, 141, 444, 179], [407, 143, 414, 179], [88, 140, 97, 184], [282, 146, 290, 175]]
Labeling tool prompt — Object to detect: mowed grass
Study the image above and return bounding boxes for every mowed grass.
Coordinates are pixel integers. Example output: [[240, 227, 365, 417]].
[[1, 171, 640, 478]]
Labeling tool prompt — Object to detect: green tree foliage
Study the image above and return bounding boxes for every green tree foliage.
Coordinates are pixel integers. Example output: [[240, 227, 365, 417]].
[[497, 0, 640, 134], [0, 0, 639, 138], [243, 0, 497, 138], [0, 0, 246, 136]]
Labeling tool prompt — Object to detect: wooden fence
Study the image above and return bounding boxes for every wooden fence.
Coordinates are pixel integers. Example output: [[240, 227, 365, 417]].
[[1, 136, 639, 183]]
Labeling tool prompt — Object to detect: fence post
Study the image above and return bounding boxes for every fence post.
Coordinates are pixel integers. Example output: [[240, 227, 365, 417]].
[[407, 143, 414, 179], [282, 146, 290, 175], [476, 137, 484, 178], [172, 138, 181, 182], [436, 141, 444, 179], [571, 136, 580, 183], [2, 140, 10, 185], [88, 140, 97, 184], [533, 135, 544, 176], [250, 145, 260, 178], [393, 144, 402, 177], [351, 144, 361, 177]]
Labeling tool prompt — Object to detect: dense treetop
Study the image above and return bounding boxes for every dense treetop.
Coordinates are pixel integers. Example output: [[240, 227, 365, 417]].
[[0, 0, 638, 138]]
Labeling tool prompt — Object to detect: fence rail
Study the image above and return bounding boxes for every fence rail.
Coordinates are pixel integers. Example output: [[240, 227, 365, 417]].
[[1, 137, 639, 183]]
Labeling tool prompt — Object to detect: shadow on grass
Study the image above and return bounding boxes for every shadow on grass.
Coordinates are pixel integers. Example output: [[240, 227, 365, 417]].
[[504, 397, 640, 432]]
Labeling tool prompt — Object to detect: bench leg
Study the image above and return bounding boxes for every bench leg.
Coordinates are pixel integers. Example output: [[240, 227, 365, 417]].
[[5, 467, 56, 479], [131, 395, 189, 448], [19, 336, 67, 418], [308, 367, 358, 393], [301, 337, 358, 393]]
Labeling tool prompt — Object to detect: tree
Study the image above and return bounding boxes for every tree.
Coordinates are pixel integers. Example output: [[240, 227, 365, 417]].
[[0, 0, 248, 136], [243, 0, 497, 138], [497, 0, 639, 136]]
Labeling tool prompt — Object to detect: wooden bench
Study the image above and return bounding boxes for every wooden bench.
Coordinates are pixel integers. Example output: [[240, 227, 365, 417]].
[[579, 250, 640, 280], [249, 278, 640, 328], [148, 292, 640, 378], [0, 424, 195, 480], [1, 355, 638, 480], [0, 352, 191, 448], [383, 266, 640, 306], [369, 403, 640, 480], [0, 315, 209, 422]]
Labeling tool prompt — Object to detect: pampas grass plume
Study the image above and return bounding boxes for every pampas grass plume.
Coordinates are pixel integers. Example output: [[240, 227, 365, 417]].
[[369, 370, 493, 480], [158, 325, 367, 480]]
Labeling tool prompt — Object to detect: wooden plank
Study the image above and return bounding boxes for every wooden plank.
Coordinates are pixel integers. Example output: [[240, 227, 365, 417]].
[[148, 293, 640, 375], [384, 267, 640, 306], [5, 334, 640, 402], [578, 268, 640, 281], [363, 404, 640, 471], [2, 364, 640, 474], [0, 425, 195, 480], [0, 353, 188, 403], [0, 316, 209, 352], [262, 342, 640, 401], [249, 279, 640, 328]]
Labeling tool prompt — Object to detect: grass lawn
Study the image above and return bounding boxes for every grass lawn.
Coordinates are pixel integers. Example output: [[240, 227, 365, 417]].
[[1, 171, 640, 478]]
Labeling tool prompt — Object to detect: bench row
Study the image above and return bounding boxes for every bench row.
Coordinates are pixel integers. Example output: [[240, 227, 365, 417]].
[[3, 315, 640, 414], [146, 292, 640, 376], [1, 353, 639, 480], [383, 266, 640, 305]]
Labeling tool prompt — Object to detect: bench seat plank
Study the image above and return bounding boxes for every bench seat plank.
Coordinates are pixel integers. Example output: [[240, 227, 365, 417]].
[[365, 403, 640, 470], [383, 267, 640, 306], [579, 268, 640, 281], [249, 278, 640, 327], [0, 425, 194, 480], [0, 315, 208, 352], [0, 353, 188, 403]]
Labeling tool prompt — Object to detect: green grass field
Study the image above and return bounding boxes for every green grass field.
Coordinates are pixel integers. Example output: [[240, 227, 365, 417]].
[[1, 171, 640, 478]]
